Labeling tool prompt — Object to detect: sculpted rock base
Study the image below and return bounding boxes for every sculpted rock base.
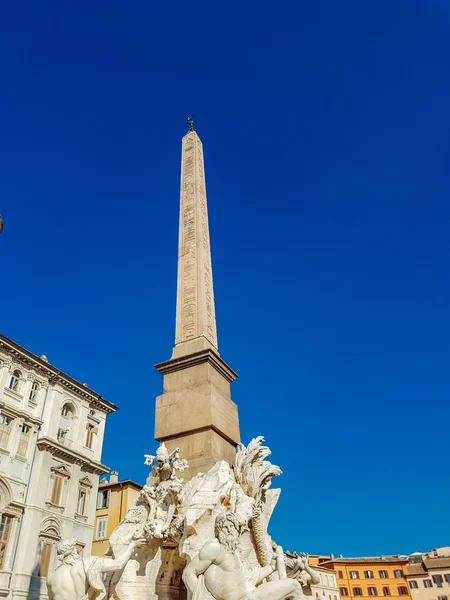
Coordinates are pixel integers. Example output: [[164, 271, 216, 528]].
[[48, 438, 318, 600]]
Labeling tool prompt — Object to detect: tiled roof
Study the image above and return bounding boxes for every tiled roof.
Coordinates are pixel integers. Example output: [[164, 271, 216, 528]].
[[424, 558, 450, 570], [406, 564, 427, 576]]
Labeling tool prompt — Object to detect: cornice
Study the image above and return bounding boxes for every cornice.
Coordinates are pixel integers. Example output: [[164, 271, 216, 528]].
[[0, 400, 43, 427], [37, 436, 109, 475], [155, 349, 238, 383], [0, 335, 117, 414]]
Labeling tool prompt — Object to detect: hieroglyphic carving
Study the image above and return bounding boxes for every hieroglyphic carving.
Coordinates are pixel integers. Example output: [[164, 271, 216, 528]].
[[175, 131, 218, 348]]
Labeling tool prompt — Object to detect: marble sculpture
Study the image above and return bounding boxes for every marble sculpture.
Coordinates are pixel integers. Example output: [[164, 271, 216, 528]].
[[47, 438, 320, 600]]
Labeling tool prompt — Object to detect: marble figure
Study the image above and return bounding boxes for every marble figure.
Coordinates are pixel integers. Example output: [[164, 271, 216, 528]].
[[46, 537, 143, 600], [183, 512, 306, 600]]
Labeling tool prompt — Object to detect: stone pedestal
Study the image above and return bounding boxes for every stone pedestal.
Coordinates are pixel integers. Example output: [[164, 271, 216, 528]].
[[155, 344, 239, 480]]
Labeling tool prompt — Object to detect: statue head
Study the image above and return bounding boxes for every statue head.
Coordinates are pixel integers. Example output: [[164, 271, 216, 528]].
[[156, 443, 169, 462], [56, 538, 80, 566], [215, 512, 240, 553]]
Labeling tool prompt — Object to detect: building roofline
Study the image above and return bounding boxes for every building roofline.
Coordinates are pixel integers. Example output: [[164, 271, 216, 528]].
[[0, 333, 118, 414], [98, 479, 143, 489], [321, 557, 408, 565]]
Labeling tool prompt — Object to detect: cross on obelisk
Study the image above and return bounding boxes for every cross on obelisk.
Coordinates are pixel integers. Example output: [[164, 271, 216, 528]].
[[154, 119, 240, 479]]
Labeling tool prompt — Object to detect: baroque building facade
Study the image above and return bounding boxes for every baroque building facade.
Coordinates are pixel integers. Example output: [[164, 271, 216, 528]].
[[0, 334, 116, 600]]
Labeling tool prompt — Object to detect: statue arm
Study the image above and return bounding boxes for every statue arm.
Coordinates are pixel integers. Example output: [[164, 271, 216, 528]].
[[257, 560, 277, 584], [182, 540, 219, 594], [101, 540, 139, 573], [305, 567, 320, 585]]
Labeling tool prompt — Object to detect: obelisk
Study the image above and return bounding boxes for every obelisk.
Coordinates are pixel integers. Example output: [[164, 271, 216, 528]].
[[154, 118, 240, 478]]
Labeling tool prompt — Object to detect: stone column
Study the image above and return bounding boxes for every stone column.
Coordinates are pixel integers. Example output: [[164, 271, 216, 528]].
[[0, 360, 12, 390]]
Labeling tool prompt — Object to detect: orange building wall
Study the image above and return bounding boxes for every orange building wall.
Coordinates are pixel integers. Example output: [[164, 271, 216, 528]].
[[323, 560, 411, 600]]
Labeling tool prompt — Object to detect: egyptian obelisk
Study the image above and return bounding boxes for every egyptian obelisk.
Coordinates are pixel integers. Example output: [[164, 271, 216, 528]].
[[154, 118, 240, 478]]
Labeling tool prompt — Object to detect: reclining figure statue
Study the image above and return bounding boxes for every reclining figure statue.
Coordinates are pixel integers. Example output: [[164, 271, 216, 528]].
[[183, 512, 307, 600], [47, 536, 143, 600]]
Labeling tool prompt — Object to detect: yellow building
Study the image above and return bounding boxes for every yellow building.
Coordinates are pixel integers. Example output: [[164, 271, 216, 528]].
[[319, 556, 411, 600], [91, 471, 142, 556]]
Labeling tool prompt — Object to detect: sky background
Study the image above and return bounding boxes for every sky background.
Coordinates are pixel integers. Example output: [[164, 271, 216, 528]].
[[1, 0, 449, 556]]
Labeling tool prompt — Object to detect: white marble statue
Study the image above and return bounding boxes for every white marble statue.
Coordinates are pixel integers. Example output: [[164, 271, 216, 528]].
[[286, 553, 321, 596], [233, 437, 282, 580], [141, 443, 188, 539], [46, 536, 143, 600], [182, 512, 306, 600]]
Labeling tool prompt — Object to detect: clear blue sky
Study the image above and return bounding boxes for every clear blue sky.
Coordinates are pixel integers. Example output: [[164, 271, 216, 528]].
[[1, 0, 449, 557]]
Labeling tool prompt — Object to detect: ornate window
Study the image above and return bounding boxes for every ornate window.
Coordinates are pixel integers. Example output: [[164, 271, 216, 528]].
[[0, 515, 12, 569], [48, 464, 71, 507], [77, 489, 87, 515], [85, 423, 97, 450], [8, 370, 21, 392], [39, 542, 52, 577], [0, 416, 13, 450], [50, 476, 63, 505], [17, 424, 31, 458], [57, 404, 74, 445], [38, 523, 61, 577], [76, 477, 92, 516], [29, 382, 39, 403]]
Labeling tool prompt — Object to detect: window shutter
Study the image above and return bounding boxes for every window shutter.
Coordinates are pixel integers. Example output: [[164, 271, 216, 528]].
[[51, 476, 62, 505], [96, 518, 107, 539], [39, 543, 52, 577], [0, 515, 12, 569]]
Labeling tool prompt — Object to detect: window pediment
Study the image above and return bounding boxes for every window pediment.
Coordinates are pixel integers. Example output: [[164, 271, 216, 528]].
[[79, 475, 93, 488], [51, 464, 71, 479]]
